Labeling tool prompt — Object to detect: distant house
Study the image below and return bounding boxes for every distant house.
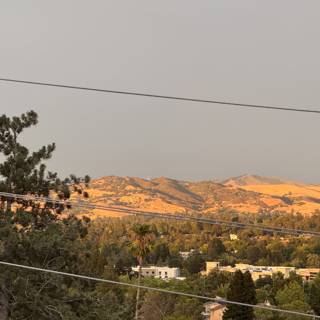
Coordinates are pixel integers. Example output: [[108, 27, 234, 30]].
[[179, 249, 196, 260], [297, 268, 320, 281], [131, 266, 182, 280], [203, 261, 320, 282], [229, 233, 238, 241], [257, 300, 272, 307], [202, 261, 220, 276], [202, 301, 226, 320]]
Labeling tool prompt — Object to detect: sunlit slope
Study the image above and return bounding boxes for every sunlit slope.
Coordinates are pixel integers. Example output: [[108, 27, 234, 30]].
[[240, 183, 320, 214], [77, 175, 320, 218]]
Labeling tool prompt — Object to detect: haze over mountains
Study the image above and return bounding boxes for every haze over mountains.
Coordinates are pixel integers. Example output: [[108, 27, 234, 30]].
[[77, 174, 320, 218], [222, 174, 293, 187]]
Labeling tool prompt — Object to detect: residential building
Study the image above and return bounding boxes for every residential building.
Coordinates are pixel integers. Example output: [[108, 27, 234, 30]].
[[202, 261, 220, 276], [203, 262, 319, 281], [202, 301, 226, 320], [131, 266, 181, 280], [297, 268, 320, 281], [179, 251, 193, 260], [179, 249, 200, 260], [229, 233, 238, 241]]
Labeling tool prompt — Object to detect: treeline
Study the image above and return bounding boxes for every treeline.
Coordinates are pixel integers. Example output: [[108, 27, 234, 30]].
[[88, 216, 320, 271], [87, 217, 320, 319], [1, 211, 320, 319]]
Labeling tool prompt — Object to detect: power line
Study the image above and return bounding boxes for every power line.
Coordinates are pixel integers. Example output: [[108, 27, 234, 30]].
[[1, 191, 320, 237], [0, 77, 319, 114], [0, 260, 318, 319]]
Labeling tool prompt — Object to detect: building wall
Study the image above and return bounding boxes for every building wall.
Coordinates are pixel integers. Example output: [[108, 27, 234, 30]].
[[203, 302, 225, 320], [131, 266, 180, 279], [204, 262, 319, 281], [210, 306, 225, 320], [156, 267, 180, 279], [297, 268, 320, 281], [206, 262, 220, 274]]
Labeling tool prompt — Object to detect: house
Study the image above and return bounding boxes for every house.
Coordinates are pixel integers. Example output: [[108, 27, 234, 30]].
[[229, 233, 238, 241], [296, 268, 320, 281], [179, 249, 196, 260], [131, 266, 181, 280], [203, 262, 320, 282], [202, 301, 226, 320], [202, 261, 220, 276]]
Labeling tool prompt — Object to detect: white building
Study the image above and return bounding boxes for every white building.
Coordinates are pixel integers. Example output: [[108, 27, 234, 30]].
[[179, 249, 196, 260], [203, 261, 319, 282], [229, 233, 238, 241], [131, 266, 181, 280]]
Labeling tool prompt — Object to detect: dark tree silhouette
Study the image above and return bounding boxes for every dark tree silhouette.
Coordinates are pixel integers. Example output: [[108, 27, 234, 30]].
[[0, 110, 89, 213], [223, 270, 257, 320], [0, 110, 91, 319]]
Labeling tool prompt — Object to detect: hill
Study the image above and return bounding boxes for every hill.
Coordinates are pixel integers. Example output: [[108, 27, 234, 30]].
[[76, 175, 320, 218], [223, 174, 289, 187]]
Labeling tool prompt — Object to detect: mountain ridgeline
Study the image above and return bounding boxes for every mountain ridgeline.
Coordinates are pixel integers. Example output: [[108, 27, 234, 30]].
[[78, 175, 320, 218]]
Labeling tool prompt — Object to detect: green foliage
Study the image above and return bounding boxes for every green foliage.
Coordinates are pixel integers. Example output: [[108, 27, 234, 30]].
[[183, 251, 205, 275], [207, 237, 226, 259], [255, 308, 280, 320], [275, 282, 311, 320], [0, 215, 91, 319], [223, 271, 256, 320], [255, 275, 273, 289], [0, 111, 56, 196], [207, 269, 231, 287], [130, 224, 154, 265], [167, 297, 202, 320], [0, 110, 90, 212], [148, 242, 170, 265], [129, 224, 155, 320], [140, 291, 175, 320], [0, 111, 99, 319], [307, 274, 320, 315]]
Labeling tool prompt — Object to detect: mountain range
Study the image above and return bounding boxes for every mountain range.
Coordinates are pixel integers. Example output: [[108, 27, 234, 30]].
[[78, 174, 320, 218]]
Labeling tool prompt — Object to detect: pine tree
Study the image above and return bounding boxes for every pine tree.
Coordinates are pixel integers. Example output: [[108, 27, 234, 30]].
[[243, 271, 257, 319], [309, 274, 320, 315], [276, 281, 311, 320], [207, 237, 226, 260], [0, 110, 91, 319], [223, 270, 257, 320], [0, 110, 90, 212]]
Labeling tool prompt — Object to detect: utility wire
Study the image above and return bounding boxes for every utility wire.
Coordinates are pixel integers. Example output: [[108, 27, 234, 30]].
[[1, 191, 320, 237], [0, 77, 319, 114], [0, 260, 318, 319]]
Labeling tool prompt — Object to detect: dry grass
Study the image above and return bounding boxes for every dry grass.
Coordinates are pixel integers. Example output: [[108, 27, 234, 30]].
[[75, 176, 320, 218]]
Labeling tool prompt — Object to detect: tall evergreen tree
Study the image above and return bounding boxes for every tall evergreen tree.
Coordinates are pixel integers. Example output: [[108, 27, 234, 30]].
[[275, 281, 311, 320], [308, 274, 320, 315], [0, 110, 89, 211], [183, 251, 205, 275], [207, 238, 225, 260], [223, 270, 257, 320], [0, 110, 92, 319]]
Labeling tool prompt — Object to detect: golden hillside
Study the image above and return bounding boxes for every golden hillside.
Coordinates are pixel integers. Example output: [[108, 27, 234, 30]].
[[77, 175, 320, 218]]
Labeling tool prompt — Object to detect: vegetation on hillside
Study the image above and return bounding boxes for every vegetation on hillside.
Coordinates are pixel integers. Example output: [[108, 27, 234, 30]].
[[83, 174, 320, 218]]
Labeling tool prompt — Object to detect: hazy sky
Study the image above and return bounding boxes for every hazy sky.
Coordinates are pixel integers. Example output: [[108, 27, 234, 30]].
[[1, 1, 320, 183]]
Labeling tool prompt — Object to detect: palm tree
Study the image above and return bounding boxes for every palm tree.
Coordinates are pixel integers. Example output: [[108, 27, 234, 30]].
[[130, 224, 154, 320]]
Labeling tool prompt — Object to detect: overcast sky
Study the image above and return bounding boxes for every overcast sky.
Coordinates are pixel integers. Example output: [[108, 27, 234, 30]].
[[1, 1, 320, 183]]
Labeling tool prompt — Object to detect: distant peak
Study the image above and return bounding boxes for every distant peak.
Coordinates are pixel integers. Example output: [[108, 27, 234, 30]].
[[222, 174, 288, 186]]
